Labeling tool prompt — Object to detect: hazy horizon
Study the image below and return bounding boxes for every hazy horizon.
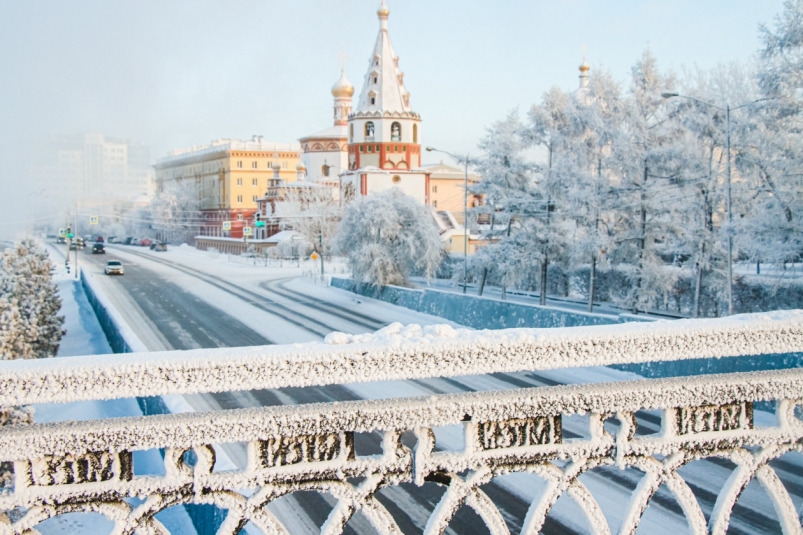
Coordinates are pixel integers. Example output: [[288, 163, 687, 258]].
[[0, 0, 786, 237]]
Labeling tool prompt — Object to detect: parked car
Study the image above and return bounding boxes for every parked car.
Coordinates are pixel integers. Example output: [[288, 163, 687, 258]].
[[91, 243, 105, 254], [104, 260, 124, 275], [123, 237, 133, 245], [95, 236, 105, 243], [153, 242, 167, 252], [139, 238, 153, 247], [108, 236, 119, 244], [129, 238, 140, 246]]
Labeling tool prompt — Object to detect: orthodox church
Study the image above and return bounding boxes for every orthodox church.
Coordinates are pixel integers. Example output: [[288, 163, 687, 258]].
[[300, 0, 430, 205]]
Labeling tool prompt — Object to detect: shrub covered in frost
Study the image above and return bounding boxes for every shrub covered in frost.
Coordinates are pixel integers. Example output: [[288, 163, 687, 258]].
[[335, 189, 444, 287]]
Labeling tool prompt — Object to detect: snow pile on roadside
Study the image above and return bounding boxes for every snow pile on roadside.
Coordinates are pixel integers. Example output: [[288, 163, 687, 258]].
[[324, 322, 460, 345]]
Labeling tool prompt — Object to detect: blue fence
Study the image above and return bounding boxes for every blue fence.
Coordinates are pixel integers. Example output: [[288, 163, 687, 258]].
[[331, 277, 622, 329], [331, 277, 803, 379]]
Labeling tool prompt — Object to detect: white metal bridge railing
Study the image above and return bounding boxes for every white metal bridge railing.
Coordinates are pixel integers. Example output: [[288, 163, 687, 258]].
[[0, 312, 801, 534]]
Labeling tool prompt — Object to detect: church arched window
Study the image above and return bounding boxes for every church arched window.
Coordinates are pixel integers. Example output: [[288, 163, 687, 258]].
[[391, 122, 401, 142], [413, 124, 418, 144], [365, 122, 375, 139]]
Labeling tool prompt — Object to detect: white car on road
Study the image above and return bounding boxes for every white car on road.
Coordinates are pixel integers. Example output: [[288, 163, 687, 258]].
[[104, 261, 124, 275]]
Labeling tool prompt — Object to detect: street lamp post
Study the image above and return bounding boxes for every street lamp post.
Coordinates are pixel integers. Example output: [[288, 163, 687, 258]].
[[661, 92, 772, 316], [426, 147, 469, 294]]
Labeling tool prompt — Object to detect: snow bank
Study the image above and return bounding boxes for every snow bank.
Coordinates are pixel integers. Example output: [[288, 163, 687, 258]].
[[0, 310, 800, 406], [80, 271, 148, 353]]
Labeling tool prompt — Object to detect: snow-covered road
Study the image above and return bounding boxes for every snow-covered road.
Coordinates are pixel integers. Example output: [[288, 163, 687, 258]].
[[69, 244, 803, 534]]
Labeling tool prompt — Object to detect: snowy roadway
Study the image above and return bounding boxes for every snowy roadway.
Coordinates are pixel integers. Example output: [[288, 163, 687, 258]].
[[52, 244, 803, 534]]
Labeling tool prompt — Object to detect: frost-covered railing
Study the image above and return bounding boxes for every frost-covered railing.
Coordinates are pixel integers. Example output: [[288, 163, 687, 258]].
[[0, 312, 801, 534]]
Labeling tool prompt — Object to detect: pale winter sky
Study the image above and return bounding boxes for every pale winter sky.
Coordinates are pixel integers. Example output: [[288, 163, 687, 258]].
[[0, 0, 786, 216]]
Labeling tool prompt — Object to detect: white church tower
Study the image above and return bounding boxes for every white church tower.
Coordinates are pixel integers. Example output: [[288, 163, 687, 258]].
[[341, 0, 430, 205]]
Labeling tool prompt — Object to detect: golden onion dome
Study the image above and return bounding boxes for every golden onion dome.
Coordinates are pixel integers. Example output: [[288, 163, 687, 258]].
[[331, 69, 355, 98], [377, 0, 389, 18], [296, 162, 307, 171], [579, 60, 590, 73]]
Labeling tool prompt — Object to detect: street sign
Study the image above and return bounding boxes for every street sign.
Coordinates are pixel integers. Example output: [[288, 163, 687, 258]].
[[58, 228, 66, 237], [255, 221, 266, 227], [310, 252, 319, 261], [222, 221, 232, 231], [242, 226, 253, 236], [89, 215, 99, 225]]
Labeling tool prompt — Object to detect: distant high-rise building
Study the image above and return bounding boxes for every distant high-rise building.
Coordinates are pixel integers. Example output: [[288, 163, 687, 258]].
[[31, 133, 154, 202]]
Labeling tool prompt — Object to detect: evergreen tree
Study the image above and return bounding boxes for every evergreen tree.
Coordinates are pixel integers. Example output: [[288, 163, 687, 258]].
[[0, 239, 62, 490], [0, 239, 65, 360]]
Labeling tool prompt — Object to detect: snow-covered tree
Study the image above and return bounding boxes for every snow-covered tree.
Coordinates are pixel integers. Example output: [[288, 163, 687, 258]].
[[150, 181, 202, 243], [468, 111, 536, 295], [0, 239, 64, 360], [0, 239, 62, 489], [736, 0, 803, 270], [565, 69, 624, 311], [278, 184, 341, 257], [335, 189, 444, 287], [610, 50, 685, 311]]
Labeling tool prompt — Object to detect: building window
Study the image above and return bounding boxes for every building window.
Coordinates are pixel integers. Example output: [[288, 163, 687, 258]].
[[365, 122, 375, 138], [237, 161, 243, 168], [282, 162, 287, 169], [391, 122, 401, 141], [360, 145, 364, 152], [252, 178, 258, 186], [432, 185, 438, 193], [236, 178, 242, 186], [237, 195, 243, 203], [413, 124, 418, 143], [387, 146, 391, 151], [395, 146, 399, 152], [252, 161, 257, 169], [252, 195, 257, 201], [238, 213, 243, 220], [433, 200, 438, 208], [376, 145, 380, 151], [403, 146, 407, 152], [392, 175, 401, 184], [371, 97, 376, 105]]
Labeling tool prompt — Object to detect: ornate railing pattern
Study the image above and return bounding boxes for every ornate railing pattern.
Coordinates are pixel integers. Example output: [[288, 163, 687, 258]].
[[0, 312, 802, 534]]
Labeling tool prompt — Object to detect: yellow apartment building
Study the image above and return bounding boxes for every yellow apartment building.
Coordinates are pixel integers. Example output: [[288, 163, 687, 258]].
[[154, 137, 301, 238]]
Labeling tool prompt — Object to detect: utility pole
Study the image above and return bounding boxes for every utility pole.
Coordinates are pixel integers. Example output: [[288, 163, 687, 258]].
[[74, 205, 79, 279], [463, 155, 469, 294], [725, 104, 734, 316], [319, 231, 324, 281], [425, 147, 470, 293]]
